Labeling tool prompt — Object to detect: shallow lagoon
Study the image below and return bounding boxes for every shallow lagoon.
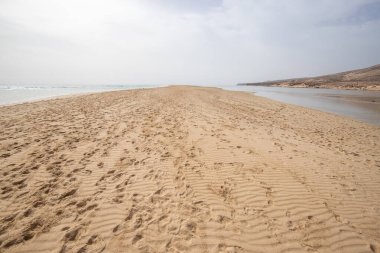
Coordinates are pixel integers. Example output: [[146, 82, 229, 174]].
[[224, 85, 380, 126]]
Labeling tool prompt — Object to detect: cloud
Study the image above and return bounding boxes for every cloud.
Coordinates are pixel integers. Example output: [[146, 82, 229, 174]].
[[0, 0, 379, 85]]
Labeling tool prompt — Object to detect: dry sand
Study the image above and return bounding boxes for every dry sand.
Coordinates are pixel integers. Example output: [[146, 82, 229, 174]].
[[0, 86, 380, 253], [241, 64, 380, 90]]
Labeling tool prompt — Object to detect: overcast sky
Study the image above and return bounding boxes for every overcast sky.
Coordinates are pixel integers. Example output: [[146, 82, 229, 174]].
[[0, 0, 379, 86]]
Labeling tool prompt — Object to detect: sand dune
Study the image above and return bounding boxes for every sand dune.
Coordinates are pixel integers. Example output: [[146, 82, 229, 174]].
[[1, 86, 380, 253], [240, 64, 380, 90]]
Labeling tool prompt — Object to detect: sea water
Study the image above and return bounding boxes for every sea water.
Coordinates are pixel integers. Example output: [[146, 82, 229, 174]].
[[0, 85, 159, 106]]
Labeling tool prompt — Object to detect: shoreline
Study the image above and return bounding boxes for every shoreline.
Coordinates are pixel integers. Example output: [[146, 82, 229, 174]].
[[1, 86, 379, 252]]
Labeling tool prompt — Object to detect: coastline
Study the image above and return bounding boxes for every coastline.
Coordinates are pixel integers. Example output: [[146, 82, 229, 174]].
[[1, 86, 379, 252], [2, 85, 380, 126]]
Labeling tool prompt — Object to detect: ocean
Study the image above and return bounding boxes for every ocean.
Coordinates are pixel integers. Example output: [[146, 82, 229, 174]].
[[0, 85, 160, 106]]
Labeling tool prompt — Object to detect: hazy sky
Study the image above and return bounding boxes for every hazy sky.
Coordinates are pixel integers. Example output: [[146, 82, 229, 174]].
[[0, 0, 380, 86]]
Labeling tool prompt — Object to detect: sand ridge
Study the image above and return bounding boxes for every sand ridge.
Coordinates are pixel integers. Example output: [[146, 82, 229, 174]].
[[0, 86, 379, 253]]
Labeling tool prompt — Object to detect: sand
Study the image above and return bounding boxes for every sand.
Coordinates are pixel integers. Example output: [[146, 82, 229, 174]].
[[0, 86, 379, 253], [241, 64, 380, 90]]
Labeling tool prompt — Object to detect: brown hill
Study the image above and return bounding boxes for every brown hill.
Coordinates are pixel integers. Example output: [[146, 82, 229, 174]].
[[240, 64, 380, 90]]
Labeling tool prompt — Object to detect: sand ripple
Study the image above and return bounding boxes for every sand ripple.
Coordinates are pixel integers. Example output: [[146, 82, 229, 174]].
[[0, 86, 379, 253]]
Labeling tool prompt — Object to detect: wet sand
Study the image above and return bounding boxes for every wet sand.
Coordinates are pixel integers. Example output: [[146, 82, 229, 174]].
[[0, 86, 379, 253]]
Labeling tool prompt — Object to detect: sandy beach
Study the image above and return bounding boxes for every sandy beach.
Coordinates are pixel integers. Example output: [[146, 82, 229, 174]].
[[1, 86, 379, 253]]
